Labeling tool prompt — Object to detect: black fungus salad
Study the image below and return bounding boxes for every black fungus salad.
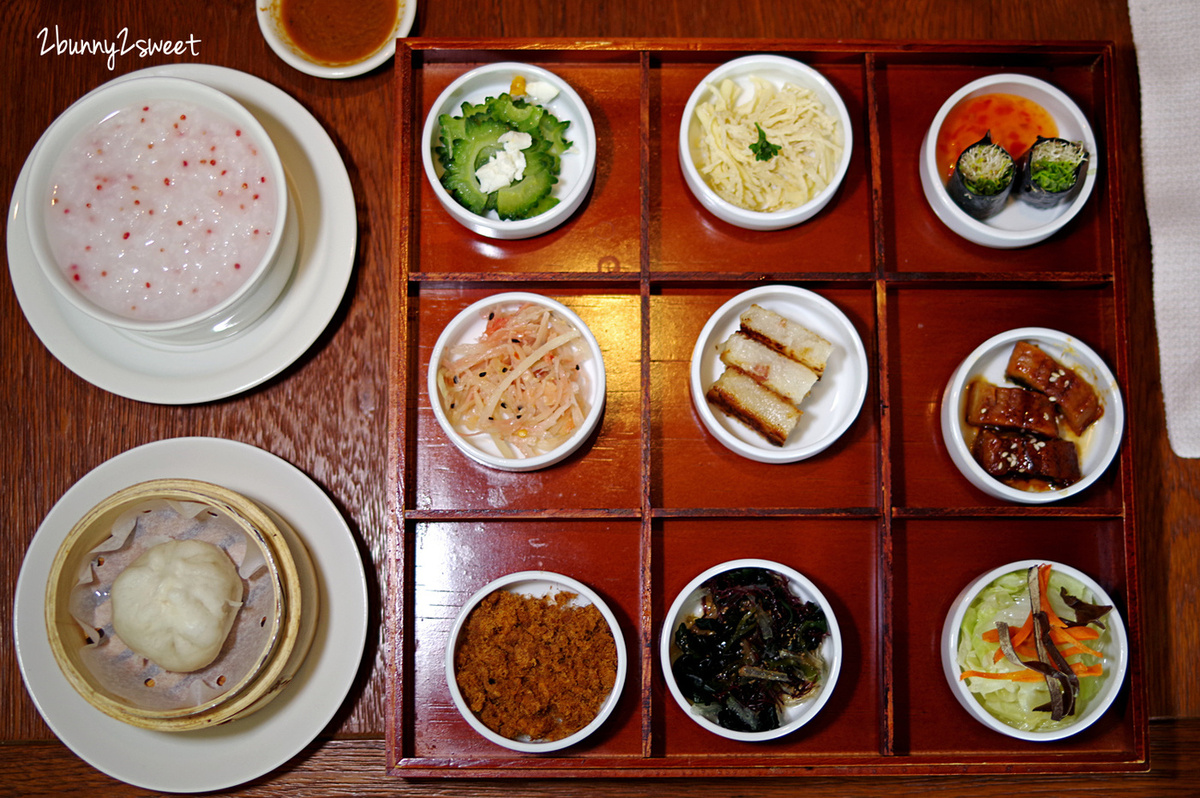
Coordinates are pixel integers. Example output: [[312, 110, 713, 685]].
[[670, 566, 829, 733]]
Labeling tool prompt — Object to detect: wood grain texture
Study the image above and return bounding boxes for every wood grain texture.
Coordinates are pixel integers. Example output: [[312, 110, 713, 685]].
[[2, 0, 1197, 793]]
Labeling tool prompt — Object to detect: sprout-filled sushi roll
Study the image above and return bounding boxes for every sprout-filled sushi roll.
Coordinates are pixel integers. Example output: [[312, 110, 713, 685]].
[[946, 131, 1015, 220], [1017, 136, 1089, 209]]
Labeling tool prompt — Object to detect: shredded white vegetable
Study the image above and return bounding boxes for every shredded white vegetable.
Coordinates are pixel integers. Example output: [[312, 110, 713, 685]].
[[693, 77, 843, 212], [437, 303, 589, 459]]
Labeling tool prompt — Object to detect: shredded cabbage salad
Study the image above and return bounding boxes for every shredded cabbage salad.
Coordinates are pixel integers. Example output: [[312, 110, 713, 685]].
[[436, 303, 590, 459], [956, 566, 1111, 732]]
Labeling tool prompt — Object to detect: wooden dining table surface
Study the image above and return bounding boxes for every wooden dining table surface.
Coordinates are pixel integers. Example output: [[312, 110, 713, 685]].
[[3, 0, 1198, 795]]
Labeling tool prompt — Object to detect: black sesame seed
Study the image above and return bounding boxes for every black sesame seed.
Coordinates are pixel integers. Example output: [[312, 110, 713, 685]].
[[479, 371, 486, 377], [511, 338, 520, 344], [488, 312, 495, 320]]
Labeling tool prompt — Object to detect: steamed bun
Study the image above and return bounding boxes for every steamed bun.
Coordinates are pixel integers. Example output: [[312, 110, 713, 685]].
[[111, 539, 244, 673]]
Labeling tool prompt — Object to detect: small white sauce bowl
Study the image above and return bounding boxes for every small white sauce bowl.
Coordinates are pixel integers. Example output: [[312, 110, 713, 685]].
[[445, 570, 627, 753], [940, 327, 1124, 504], [660, 558, 842, 741], [941, 560, 1128, 741], [427, 292, 606, 472], [23, 76, 297, 347], [690, 284, 868, 463], [421, 62, 597, 240], [255, 0, 416, 79], [678, 54, 853, 231], [919, 73, 1098, 248]]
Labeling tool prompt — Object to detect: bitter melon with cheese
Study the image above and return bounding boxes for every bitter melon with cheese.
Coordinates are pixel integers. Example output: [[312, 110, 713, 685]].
[[435, 91, 572, 221]]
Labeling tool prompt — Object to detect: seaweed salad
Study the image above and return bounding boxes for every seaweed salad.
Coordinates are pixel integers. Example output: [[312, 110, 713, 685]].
[[946, 130, 1016, 220], [670, 567, 829, 733]]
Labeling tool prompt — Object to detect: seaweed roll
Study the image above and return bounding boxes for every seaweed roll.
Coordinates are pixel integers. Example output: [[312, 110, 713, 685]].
[[946, 131, 1015, 220], [1016, 135, 1089, 209]]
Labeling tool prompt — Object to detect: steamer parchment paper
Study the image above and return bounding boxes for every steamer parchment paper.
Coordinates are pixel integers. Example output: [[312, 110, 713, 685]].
[[67, 500, 278, 712]]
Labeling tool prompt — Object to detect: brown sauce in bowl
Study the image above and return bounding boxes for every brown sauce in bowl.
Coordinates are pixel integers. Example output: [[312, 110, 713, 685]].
[[279, 0, 400, 66]]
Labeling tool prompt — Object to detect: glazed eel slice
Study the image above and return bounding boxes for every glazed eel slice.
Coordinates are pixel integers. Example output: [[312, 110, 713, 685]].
[[1005, 341, 1103, 435], [964, 379, 1059, 438], [972, 429, 1082, 486]]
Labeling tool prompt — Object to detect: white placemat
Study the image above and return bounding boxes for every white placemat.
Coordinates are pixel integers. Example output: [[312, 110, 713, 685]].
[[1130, 0, 1200, 458]]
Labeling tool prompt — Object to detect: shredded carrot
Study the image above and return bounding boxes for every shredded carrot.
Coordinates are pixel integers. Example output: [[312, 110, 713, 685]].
[[981, 565, 1103, 663], [961, 662, 1104, 683], [1050, 627, 1103, 658]]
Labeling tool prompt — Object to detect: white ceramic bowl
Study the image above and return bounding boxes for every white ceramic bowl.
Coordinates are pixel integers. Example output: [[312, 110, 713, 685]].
[[23, 76, 298, 346], [255, 0, 416, 79], [421, 62, 597, 239], [678, 54, 853, 230], [445, 570, 627, 752], [427, 292, 606, 471], [919, 73, 1098, 248], [940, 327, 1123, 504], [941, 559, 1127, 741], [660, 558, 841, 741], [690, 284, 868, 463]]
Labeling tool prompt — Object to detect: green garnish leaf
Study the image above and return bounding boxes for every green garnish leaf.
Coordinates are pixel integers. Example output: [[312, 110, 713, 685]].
[[749, 123, 781, 162]]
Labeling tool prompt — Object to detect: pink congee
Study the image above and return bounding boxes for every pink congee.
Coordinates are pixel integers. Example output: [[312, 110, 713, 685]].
[[45, 99, 278, 322]]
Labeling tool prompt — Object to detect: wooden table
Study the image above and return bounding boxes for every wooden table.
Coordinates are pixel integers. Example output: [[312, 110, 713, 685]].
[[3, 0, 1197, 794]]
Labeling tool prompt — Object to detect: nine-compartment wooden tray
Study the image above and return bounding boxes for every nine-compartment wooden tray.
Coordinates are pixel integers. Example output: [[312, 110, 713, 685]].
[[385, 38, 1146, 776]]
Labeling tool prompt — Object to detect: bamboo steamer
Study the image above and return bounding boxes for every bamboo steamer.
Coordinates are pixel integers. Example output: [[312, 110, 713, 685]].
[[44, 479, 319, 732]]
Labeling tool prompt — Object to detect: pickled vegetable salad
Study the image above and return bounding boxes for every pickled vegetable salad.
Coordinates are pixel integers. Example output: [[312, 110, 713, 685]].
[[436, 303, 590, 458], [956, 563, 1113, 732]]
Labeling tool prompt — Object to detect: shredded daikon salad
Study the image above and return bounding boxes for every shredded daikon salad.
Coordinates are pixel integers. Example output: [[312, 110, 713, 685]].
[[694, 77, 843, 212], [437, 302, 591, 459]]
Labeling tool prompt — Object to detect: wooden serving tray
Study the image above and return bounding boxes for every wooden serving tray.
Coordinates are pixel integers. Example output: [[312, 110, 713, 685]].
[[386, 38, 1145, 776]]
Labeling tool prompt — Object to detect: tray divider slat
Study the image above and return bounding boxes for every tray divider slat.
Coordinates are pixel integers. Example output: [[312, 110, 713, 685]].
[[638, 48, 656, 760], [865, 51, 897, 758]]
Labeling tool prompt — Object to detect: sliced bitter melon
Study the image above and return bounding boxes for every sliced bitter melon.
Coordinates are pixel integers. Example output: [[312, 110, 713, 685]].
[[494, 150, 558, 221], [537, 113, 572, 162], [439, 118, 512, 215], [486, 93, 545, 134]]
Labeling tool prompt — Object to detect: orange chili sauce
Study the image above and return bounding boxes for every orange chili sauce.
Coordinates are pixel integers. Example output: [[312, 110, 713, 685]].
[[935, 93, 1058, 179], [278, 0, 400, 66]]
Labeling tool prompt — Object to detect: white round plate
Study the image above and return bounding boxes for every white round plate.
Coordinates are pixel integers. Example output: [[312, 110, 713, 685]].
[[940, 327, 1124, 503], [13, 437, 369, 793], [427, 292, 607, 472], [7, 64, 357, 404], [660, 558, 842, 741], [919, 74, 1098, 249], [941, 559, 1127, 741], [678, 54, 853, 231], [690, 285, 868, 463], [444, 570, 627, 752], [421, 61, 597, 239], [256, 0, 417, 79]]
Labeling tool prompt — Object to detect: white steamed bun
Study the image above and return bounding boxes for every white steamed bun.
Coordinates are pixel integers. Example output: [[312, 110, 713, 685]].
[[111, 538, 244, 672]]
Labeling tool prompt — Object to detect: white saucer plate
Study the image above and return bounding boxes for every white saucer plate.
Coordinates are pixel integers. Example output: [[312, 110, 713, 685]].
[[6, 64, 357, 404], [13, 437, 369, 793], [690, 285, 869, 463]]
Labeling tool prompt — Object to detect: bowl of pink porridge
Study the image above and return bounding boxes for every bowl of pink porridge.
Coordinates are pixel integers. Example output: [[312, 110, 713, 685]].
[[24, 76, 297, 345]]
